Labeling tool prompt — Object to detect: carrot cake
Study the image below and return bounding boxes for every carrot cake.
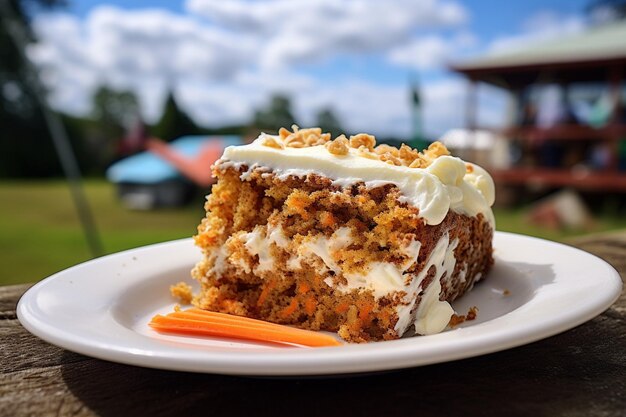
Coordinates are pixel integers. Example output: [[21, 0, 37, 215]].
[[190, 126, 495, 343]]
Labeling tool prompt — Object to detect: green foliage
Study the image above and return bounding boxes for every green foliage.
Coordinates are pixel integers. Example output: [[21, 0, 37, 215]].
[[151, 91, 199, 141], [253, 94, 297, 133], [85, 86, 141, 170], [91, 86, 139, 136], [315, 107, 343, 137], [0, 0, 81, 178]]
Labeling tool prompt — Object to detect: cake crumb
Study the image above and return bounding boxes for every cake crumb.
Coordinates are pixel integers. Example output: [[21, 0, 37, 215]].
[[170, 282, 193, 304], [466, 306, 478, 321], [448, 306, 479, 328], [503, 289, 511, 296]]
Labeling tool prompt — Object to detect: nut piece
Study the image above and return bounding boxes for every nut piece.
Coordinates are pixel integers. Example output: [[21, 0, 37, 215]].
[[379, 152, 402, 165], [374, 144, 398, 156], [357, 145, 380, 161], [349, 133, 376, 150], [398, 143, 420, 165], [280, 126, 331, 148], [261, 135, 284, 149], [278, 127, 290, 139], [325, 135, 349, 156], [408, 141, 450, 168], [423, 141, 450, 160], [409, 158, 428, 168]]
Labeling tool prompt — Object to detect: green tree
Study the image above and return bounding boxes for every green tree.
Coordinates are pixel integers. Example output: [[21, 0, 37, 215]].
[[85, 86, 141, 167], [152, 91, 198, 141], [92, 86, 139, 135], [315, 107, 343, 137], [0, 0, 72, 177], [253, 94, 297, 133]]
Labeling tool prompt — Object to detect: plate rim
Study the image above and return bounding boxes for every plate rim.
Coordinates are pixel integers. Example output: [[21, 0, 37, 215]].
[[16, 231, 623, 376]]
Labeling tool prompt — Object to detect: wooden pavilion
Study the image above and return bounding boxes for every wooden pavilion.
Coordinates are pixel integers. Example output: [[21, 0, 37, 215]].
[[451, 21, 626, 192]]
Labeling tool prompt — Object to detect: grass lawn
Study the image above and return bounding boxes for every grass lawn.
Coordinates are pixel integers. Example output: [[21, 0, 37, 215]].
[[1, 179, 625, 286], [0, 180, 204, 285]]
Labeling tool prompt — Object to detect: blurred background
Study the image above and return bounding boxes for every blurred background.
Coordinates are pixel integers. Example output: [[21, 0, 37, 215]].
[[2, 0, 626, 285]]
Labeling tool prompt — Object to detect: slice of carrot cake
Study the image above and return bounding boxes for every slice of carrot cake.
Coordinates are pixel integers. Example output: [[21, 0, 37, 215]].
[[190, 126, 495, 343]]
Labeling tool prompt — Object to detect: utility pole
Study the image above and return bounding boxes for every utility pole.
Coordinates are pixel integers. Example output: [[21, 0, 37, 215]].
[[410, 73, 429, 150]]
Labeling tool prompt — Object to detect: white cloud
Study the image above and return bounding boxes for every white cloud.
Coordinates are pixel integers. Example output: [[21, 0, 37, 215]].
[[27, 2, 499, 138], [29, 6, 254, 120], [187, 0, 468, 69], [488, 10, 585, 52], [388, 36, 453, 70]]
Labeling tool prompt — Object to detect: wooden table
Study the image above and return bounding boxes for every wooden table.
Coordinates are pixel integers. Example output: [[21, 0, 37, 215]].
[[1, 233, 625, 417]]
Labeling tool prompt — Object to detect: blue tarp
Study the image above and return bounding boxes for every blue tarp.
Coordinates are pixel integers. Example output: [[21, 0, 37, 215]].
[[106, 135, 242, 184]]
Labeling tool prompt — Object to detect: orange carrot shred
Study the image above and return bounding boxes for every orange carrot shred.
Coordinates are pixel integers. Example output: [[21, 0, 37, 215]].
[[280, 297, 299, 318], [256, 280, 275, 306], [304, 294, 317, 315], [298, 281, 311, 294], [358, 301, 374, 324], [335, 301, 350, 314], [149, 309, 341, 347]]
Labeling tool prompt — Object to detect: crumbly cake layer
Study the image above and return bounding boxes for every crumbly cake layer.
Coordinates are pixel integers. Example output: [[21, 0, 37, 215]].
[[192, 164, 493, 342]]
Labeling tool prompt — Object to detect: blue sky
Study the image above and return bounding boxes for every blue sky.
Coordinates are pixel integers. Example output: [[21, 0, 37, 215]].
[[29, 0, 593, 137]]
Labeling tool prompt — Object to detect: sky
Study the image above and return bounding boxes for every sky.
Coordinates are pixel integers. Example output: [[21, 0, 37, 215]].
[[28, 0, 592, 138]]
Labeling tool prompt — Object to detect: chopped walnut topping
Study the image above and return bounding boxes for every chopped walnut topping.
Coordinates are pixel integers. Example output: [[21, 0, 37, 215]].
[[285, 138, 305, 148], [357, 146, 381, 160], [379, 152, 402, 166], [423, 141, 450, 160], [398, 144, 420, 165], [261, 135, 284, 149], [279, 126, 331, 148], [325, 135, 349, 155], [409, 141, 450, 168], [349, 133, 376, 150], [258, 127, 452, 169], [278, 127, 290, 139], [409, 158, 428, 169], [374, 144, 398, 156]]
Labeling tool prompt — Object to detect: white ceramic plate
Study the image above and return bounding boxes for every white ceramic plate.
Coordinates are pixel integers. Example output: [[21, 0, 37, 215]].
[[17, 232, 622, 376]]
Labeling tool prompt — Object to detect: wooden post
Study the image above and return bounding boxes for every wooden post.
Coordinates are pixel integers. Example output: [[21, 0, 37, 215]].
[[607, 66, 622, 172]]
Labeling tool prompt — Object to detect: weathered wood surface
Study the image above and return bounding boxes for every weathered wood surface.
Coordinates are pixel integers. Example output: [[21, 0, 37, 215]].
[[1, 234, 624, 417]]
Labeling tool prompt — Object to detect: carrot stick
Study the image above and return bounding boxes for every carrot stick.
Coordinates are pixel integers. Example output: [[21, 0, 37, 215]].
[[150, 315, 340, 347], [149, 310, 341, 347], [183, 308, 295, 329]]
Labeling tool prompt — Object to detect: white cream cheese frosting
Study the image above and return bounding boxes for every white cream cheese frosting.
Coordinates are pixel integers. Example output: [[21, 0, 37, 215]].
[[218, 134, 495, 227]]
